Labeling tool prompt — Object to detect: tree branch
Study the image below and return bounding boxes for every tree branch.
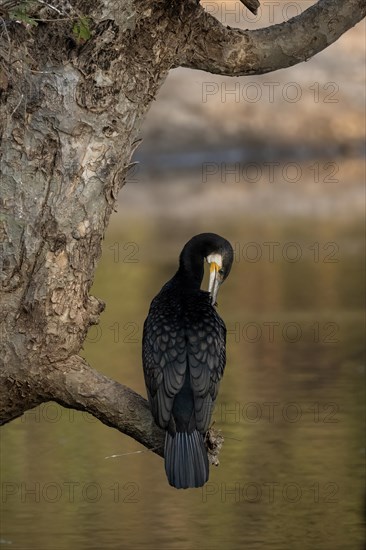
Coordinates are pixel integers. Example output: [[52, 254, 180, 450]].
[[44, 356, 166, 457], [181, 0, 366, 75], [240, 0, 260, 16], [1, 354, 223, 464]]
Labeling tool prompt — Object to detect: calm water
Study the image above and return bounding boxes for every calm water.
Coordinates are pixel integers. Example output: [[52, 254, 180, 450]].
[[1, 211, 365, 549]]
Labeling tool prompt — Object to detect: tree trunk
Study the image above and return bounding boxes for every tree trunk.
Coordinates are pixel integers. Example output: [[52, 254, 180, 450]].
[[0, 0, 364, 459]]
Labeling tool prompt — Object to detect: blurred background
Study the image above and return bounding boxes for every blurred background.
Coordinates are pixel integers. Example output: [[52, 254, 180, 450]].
[[2, 2, 365, 549]]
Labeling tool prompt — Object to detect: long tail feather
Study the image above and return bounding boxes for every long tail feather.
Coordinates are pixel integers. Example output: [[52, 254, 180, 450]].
[[164, 430, 209, 489]]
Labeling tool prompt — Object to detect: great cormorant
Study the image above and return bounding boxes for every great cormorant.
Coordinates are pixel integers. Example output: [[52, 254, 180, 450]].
[[142, 233, 233, 489]]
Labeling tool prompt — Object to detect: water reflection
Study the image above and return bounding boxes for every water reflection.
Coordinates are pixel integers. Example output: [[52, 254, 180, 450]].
[[1, 199, 364, 549]]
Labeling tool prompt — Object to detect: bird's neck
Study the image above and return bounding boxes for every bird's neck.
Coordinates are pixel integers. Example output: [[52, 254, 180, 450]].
[[175, 260, 204, 291]]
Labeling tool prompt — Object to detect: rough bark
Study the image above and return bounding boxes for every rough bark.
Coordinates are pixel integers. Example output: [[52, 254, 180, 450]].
[[0, 0, 364, 460], [182, 0, 366, 75]]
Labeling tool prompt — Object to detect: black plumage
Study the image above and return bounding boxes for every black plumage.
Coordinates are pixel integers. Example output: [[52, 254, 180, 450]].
[[142, 233, 233, 489]]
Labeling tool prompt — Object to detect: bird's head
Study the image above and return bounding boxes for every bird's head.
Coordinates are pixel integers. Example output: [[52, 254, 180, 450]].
[[179, 233, 233, 306], [205, 239, 233, 306]]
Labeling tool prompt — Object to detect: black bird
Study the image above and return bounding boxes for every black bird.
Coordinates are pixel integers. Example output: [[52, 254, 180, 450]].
[[142, 233, 233, 489]]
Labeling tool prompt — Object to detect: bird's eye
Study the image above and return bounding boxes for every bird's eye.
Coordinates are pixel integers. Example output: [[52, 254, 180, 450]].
[[219, 269, 225, 276]]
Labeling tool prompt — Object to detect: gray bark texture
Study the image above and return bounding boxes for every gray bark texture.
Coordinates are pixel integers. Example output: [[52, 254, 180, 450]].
[[0, 0, 365, 460]]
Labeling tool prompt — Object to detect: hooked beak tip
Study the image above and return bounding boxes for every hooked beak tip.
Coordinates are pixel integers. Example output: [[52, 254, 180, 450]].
[[208, 261, 222, 307]]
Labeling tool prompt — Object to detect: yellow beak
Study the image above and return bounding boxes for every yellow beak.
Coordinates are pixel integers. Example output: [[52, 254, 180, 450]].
[[208, 262, 221, 306]]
